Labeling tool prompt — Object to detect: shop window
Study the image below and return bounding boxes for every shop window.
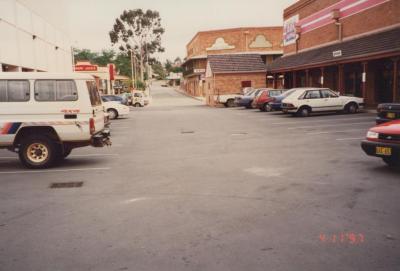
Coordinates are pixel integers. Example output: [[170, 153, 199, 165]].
[[241, 81, 252, 88]]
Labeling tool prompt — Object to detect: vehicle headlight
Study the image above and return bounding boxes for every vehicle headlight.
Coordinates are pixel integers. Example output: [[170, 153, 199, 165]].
[[367, 131, 379, 139]]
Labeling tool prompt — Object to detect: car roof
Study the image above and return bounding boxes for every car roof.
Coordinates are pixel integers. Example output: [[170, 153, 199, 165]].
[[0, 72, 94, 80]]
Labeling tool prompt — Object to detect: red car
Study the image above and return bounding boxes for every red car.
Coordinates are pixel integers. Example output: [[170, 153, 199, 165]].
[[361, 120, 400, 168], [254, 89, 286, 111]]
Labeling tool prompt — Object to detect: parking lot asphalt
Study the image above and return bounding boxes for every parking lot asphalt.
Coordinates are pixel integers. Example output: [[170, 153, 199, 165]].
[[0, 82, 399, 271]]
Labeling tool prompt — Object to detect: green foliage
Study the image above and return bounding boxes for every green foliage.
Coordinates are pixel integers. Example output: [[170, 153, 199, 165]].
[[152, 62, 166, 79], [74, 48, 97, 63], [114, 52, 131, 77], [94, 49, 116, 66], [135, 80, 146, 90]]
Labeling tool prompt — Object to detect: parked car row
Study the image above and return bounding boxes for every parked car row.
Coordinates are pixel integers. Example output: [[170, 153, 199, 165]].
[[221, 86, 399, 169], [100, 92, 149, 120], [229, 87, 364, 117]]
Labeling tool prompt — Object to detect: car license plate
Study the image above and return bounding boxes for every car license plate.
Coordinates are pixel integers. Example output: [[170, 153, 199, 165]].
[[376, 146, 392, 156], [387, 112, 396, 119]]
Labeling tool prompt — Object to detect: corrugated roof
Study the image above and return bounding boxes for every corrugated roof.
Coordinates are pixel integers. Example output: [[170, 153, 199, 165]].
[[269, 27, 400, 72], [208, 54, 267, 74]]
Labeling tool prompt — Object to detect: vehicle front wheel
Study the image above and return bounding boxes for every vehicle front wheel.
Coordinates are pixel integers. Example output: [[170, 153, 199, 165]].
[[265, 103, 272, 112], [18, 135, 58, 169], [345, 103, 358, 114], [226, 99, 235, 108], [297, 107, 311, 117], [383, 157, 400, 168], [134, 103, 141, 107], [107, 109, 118, 119]]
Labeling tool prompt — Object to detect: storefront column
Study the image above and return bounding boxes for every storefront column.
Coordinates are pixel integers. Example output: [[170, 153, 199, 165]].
[[292, 71, 297, 88], [273, 74, 277, 89], [362, 62, 368, 100], [338, 64, 344, 94], [393, 58, 399, 102], [305, 69, 310, 86], [0, 64, 3, 72], [320, 67, 325, 87]]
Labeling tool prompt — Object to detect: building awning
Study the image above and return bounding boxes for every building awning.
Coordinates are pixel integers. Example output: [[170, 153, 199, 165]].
[[208, 54, 267, 74], [268, 27, 400, 72]]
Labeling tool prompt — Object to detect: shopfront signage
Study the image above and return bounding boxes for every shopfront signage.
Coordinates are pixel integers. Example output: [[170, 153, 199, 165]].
[[333, 50, 342, 57], [283, 15, 299, 46], [194, 69, 206, 74], [75, 65, 98, 72]]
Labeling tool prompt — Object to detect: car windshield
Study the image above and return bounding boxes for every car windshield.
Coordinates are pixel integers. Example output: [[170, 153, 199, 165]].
[[270, 90, 284, 97]]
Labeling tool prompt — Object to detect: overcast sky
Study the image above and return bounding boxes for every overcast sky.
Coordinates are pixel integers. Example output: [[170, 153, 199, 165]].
[[65, 0, 296, 62]]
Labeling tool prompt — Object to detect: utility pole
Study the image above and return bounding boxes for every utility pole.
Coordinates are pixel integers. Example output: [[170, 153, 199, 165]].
[[130, 49, 135, 91]]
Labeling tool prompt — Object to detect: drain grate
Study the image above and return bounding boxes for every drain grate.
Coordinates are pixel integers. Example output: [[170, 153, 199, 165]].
[[50, 182, 84, 189]]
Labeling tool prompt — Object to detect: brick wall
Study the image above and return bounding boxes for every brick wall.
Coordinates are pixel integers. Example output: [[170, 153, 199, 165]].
[[187, 27, 283, 58], [284, 0, 400, 54]]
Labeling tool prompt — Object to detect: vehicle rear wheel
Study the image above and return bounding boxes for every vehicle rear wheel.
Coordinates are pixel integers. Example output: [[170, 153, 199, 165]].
[[18, 135, 58, 169], [265, 103, 272, 112], [383, 157, 400, 168], [345, 103, 358, 114], [134, 103, 141, 107], [226, 99, 235, 108], [297, 107, 311, 117], [107, 109, 118, 120]]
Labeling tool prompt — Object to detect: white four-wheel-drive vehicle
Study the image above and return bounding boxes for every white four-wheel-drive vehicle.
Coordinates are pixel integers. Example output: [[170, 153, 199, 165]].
[[0, 73, 111, 169], [132, 92, 146, 107], [282, 88, 365, 117]]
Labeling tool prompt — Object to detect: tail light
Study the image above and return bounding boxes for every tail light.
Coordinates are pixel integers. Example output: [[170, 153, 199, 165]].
[[89, 118, 95, 135]]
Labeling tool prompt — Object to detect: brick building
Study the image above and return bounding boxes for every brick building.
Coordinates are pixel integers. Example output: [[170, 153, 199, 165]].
[[268, 0, 400, 107], [182, 27, 283, 101]]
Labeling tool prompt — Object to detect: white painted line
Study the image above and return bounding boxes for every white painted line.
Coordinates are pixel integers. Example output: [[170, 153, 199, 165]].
[[0, 154, 118, 159], [307, 129, 367, 135], [0, 167, 111, 175], [288, 121, 373, 130], [271, 116, 374, 125], [335, 137, 364, 141], [71, 154, 119, 158], [122, 197, 149, 204]]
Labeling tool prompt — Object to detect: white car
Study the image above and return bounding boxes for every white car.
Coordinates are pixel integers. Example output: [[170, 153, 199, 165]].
[[132, 92, 146, 107], [215, 94, 241, 107], [282, 88, 364, 117], [0, 72, 111, 169], [102, 100, 130, 120]]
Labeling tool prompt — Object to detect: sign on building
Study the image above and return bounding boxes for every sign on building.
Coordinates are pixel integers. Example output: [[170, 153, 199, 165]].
[[283, 15, 299, 46]]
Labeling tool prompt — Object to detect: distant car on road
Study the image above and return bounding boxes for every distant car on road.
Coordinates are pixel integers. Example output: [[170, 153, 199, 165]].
[[361, 120, 400, 168], [254, 89, 286, 111], [282, 88, 364, 117], [376, 103, 400, 124], [101, 97, 130, 119]]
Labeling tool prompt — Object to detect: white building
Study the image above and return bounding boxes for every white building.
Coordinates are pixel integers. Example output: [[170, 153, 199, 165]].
[[0, 0, 72, 72]]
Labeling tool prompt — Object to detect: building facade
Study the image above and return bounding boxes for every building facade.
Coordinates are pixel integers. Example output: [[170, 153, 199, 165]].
[[0, 0, 73, 73], [268, 0, 400, 106], [182, 27, 283, 99]]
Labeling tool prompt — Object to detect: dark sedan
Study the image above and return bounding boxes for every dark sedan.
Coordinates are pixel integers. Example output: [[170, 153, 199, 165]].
[[376, 103, 400, 124]]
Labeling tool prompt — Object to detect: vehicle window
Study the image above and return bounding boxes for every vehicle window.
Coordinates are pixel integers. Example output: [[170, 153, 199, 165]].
[[56, 80, 78, 101], [8, 80, 30, 102], [321, 89, 338, 98], [270, 90, 282, 97], [34, 80, 56, 101], [86, 81, 102, 106], [304, 90, 321, 99], [0, 81, 6, 102], [134, 93, 142, 97]]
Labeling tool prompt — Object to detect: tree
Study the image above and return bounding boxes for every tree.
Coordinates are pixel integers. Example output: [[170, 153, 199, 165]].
[[94, 49, 116, 66], [164, 59, 173, 73], [152, 62, 166, 79], [109, 9, 165, 82], [73, 48, 97, 63]]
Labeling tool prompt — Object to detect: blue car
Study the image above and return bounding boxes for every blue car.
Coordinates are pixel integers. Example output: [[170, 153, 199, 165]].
[[237, 88, 264, 109], [268, 89, 296, 111]]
